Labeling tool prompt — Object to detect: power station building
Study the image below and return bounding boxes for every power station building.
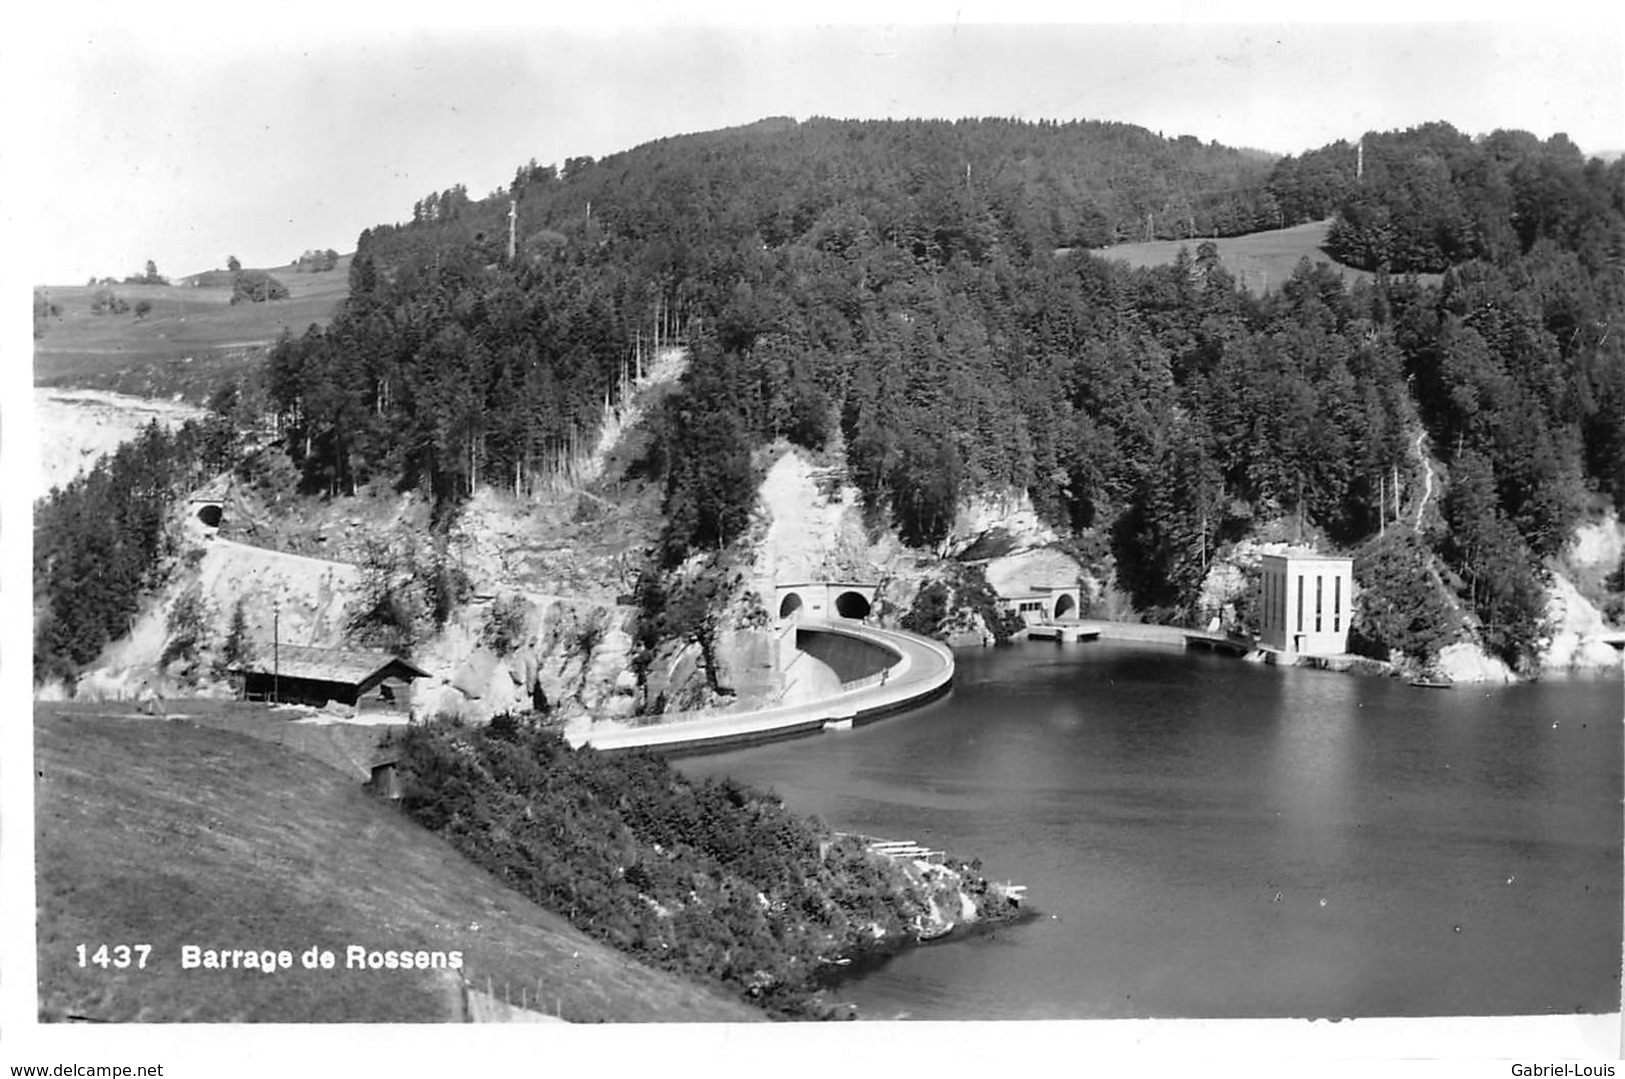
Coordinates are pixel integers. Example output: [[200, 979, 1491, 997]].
[[1258, 552, 1354, 657]]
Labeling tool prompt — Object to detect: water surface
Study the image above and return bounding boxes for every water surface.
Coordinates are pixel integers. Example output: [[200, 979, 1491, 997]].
[[677, 643, 1623, 1020]]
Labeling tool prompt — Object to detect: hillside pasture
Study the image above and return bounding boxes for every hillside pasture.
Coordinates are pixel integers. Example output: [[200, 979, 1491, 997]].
[[33, 257, 351, 402], [34, 703, 764, 1023], [1088, 220, 1444, 294]]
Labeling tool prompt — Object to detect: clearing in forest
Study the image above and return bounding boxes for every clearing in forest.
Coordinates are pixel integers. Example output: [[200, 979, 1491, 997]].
[[1090, 219, 1444, 293]]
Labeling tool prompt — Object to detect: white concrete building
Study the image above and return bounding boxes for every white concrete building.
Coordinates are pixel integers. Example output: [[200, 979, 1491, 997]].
[[1258, 552, 1354, 656], [998, 585, 1080, 625]]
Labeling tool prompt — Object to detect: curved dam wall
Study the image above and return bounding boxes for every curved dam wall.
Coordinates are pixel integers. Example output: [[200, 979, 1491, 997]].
[[796, 626, 898, 683]]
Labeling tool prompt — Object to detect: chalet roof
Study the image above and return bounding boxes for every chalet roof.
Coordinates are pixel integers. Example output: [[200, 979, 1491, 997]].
[[230, 645, 430, 686]]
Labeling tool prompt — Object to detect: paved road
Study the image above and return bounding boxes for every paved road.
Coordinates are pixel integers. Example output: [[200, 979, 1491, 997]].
[[566, 619, 954, 753]]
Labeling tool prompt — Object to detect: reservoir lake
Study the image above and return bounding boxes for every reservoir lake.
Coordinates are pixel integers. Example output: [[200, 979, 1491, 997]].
[[676, 641, 1623, 1021]]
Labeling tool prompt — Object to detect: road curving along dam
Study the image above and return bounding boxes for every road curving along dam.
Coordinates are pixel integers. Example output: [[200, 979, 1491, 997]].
[[565, 619, 954, 755]]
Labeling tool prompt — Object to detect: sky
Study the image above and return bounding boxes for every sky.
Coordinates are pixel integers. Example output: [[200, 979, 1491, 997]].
[[8, 5, 1623, 287]]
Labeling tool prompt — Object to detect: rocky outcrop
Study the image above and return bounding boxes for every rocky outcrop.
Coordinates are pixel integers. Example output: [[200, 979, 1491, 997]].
[[414, 595, 640, 724], [1434, 641, 1514, 684], [947, 490, 1058, 556], [981, 547, 1082, 599], [1567, 510, 1625, 572], [1196, 538, 1298, 627], [1540, 572, 1620, 673]]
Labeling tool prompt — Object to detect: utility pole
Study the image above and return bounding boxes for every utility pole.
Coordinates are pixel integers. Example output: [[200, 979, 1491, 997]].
[[272, 603, 280, 705], [507, 199, 518, 262]]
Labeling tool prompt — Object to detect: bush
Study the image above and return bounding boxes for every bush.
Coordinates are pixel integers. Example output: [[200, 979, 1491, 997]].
[[900, 566, 1023, 643], [230, 269, 289, 304], [346, 538, 469, 650], [393, 721, 1015, 1017], [218, 597, 252, 677], [160, 587, 210, 674], [481, 595, 530, 654], [89, 288, 129, 315], [294, 248, 339, 272]]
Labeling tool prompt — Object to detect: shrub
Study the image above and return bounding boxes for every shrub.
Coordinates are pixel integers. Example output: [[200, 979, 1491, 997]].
[[393, 721, 1015, 1018], [346, 538, 469, 649], [294, 248, 339, 272], [89, 288, 129, 315], [218, 597, 252, 677], [161, 587, 210, 673], [230, 269, 289, 304], [481, 595, 530, 654], [900, 580, 951, 637], [900, 566, 1023, 643]]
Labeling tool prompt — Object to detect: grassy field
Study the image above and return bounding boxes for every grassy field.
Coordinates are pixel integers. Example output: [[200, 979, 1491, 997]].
[[1090, 220, 1444, 294], [33, 258, 351, 402], [34, 703, 763, 1023]]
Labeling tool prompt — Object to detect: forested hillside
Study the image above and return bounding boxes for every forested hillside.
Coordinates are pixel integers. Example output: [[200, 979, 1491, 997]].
[[34, 417, 242, 683], [1319, 123, 1619, 274], [39, 117, 1625, 683]]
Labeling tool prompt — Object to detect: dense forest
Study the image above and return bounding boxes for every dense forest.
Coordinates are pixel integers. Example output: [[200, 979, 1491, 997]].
[[1321, 123, 1619, 273], [36, 117, 1625, 682], [394, 718, 1018, 1017], [255, 118, 1622, 665]]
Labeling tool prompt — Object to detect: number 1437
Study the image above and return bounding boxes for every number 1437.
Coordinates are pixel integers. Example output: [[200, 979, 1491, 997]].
[[76, 943, 152, 969]]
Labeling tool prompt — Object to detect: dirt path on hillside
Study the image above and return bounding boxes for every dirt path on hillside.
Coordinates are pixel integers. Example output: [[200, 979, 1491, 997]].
[[1414, 431, 1436, 530]]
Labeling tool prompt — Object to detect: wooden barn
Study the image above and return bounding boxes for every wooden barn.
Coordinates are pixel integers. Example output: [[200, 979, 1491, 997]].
[[232, 645, 430, 712]]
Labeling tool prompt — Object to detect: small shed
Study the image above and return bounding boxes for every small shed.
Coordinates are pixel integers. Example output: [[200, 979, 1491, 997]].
[[232, 645, 430, 712], [366, 751, 404, 800]]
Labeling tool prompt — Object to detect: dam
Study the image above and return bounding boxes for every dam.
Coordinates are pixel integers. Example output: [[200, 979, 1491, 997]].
[[567, 619, 953, 754]]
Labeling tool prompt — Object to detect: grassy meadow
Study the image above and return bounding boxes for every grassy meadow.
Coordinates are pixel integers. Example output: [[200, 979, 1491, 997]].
[[33, 258, 351, 401], [34, 703, 763, 1023], [1090, 219, 1445, 293]]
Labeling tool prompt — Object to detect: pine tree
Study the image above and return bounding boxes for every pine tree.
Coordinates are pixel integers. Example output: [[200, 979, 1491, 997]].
[[222, 597, 251, 671]]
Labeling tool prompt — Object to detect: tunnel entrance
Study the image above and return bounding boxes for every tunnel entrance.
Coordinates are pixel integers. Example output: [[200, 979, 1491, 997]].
[[779, 593, 804, 619], [1054, 593, 1077, 620], [195, 503, 223, 528], [834, 591, 871, 619]]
